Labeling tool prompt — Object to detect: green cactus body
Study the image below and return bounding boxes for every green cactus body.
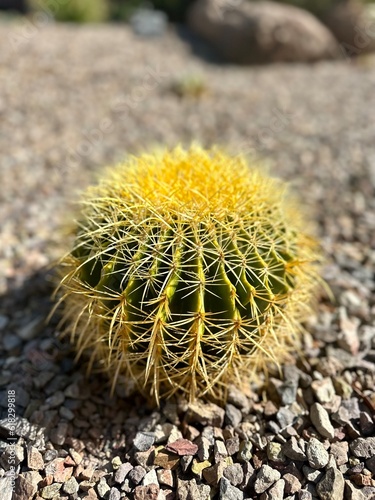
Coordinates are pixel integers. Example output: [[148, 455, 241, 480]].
[[58, 146, 321, 403]]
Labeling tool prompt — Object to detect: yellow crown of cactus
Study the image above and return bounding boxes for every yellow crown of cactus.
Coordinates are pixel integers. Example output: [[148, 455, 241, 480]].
[[57, 146, 321, 404]]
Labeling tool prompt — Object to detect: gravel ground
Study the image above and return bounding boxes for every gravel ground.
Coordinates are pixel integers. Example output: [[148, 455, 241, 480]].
[[0, 22, 375, 500]]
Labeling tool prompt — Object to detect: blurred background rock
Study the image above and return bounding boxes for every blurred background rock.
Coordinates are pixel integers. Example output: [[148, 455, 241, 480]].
[[1, 0, 375, 62]]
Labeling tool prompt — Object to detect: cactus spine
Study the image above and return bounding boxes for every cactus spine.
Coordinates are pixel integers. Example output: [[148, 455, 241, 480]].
[[57, 146, 321, 404]]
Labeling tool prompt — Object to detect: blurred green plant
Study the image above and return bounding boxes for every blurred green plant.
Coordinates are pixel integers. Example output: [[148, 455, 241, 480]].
[[29, 0, 110, 23], [170, 74, 208, 98]]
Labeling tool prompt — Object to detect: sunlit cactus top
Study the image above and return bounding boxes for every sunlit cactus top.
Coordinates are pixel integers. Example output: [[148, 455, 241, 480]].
[[58, 146, 321, 404]]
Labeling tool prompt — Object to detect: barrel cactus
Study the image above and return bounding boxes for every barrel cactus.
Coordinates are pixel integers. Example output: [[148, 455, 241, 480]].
[[57, 146, 321, 404]]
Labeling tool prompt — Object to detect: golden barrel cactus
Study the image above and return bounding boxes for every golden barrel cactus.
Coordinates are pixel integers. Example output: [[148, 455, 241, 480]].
[[57, 146, 321, 404]]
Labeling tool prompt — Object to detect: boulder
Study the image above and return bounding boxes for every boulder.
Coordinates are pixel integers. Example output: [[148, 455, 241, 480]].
[[187, 0, 341, 64], [322, 0, 375, 56]]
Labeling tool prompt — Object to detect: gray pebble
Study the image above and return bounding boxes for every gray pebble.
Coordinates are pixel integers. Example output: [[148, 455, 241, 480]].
[[278, 381, 298, 405], [268, 420, 281, 435], [0, 444, 24, 470], [186, 401, 225, 427], [180, 455, 193, 473], [227, 386, 250, 413], [97, 476, 110, 498], [45, 391, 65, 409], [64, 382, 89, 400], [20, 470, 42, 491], [197, 436, 212, 461], [0, 477, 13, 500], [142, 469, 158, 486], [283, 436, 307, 461], [306, 438, 329, 469], [108, 487, 121, 500], [251, 433, 268, 451], [33, 372, 55, 390], [219, 477, 244, 500], [302, 465, 324, 483], [178, 477, 210, 499], [62, 477, 79, 495], [12, 386, 30, 408], [277, 406, 296, 428], [114, 462, 133, 484], [332, 398, 360, 425], [41, 483, 62, 499], [283, 473, 301, 495], [17, 316, 43, 340], [316, 467, 345, 500], [237, 440, 253, 462], [330, 441, 349, 467], [157, 468, 174, 488], [27, 445, 44, 470], [362, 488, 375, 499], [350, 437, 375, 459], [59, 406, 74, 421], [214, 440, 228, 462], [2, 333, 22, 351], [201, 426, 215, 444], [225, 403, 242, 427], [298, 490, 313, 500], [154, 423, 175, 444], [128, 465, 146, 485], [133, 431, 155, 452], [254, 464, 281, 494], [44, 449, 58, 462], [134, 448, 154, 468], [50, 422, 68, 445], [0, 315, 9, 330], [264, 478, 285, 500], [226, 436, 240, 456], [310, 403, 335, 439], [138, 411, 160, 432], [14, 475, 38, 500], [311, 378, 335, 404], [342, 398, 360, 420], [44, 375, 70, 396], [267, 442, 286, 463], [223, 463, 244, 487], [121, 479, 131, 493]]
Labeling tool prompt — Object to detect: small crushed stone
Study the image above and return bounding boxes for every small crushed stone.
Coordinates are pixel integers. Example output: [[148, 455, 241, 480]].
[[0, 22, 375, 500], [306, 438, 330, 469], [254, 464, 281, 494]]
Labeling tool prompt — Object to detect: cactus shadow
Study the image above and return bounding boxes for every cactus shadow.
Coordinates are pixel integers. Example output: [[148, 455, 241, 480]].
[[0, 268, 158, 459]]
